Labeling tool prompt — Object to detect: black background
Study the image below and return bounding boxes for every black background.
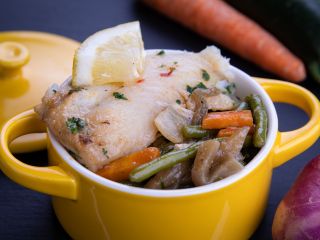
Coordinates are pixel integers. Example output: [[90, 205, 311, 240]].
[[0, 1, 319, 239]]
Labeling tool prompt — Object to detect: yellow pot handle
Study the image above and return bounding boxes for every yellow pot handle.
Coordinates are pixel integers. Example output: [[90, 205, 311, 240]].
[[0, 110, 77, 199], [9, 132, 47, 154], [256, 78, 320, 168]]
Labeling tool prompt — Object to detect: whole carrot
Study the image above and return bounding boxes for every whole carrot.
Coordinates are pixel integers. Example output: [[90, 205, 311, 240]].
[[143, 0, 306, 82], [202, 110, 253, 129], [96, 147, 160, 182]]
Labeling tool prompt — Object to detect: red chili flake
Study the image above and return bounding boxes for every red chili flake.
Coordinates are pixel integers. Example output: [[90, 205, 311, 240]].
[[160, 67, 175, 77], [136, 79, 144, 83]]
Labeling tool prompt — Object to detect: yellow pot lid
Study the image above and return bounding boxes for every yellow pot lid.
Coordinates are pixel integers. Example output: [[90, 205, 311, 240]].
[[0, 31, 80, 126]]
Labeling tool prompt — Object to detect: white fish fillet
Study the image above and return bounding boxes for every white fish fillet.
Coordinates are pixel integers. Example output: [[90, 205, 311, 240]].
[[35, 46, 233, 171]]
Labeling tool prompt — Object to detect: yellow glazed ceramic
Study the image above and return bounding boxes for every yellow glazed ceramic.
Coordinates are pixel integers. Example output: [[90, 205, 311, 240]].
[[1, 66, 320, 240], [0, 31, 79, 153]]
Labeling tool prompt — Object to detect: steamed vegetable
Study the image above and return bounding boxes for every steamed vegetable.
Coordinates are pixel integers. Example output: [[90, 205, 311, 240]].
[[186, 88, 215, 111], [96, 147, 160, 181], [206, 93, 236, 111], [225, 0, 320, 83], [272, 155, 320, 240], [155, 104, 193, 143], [182, 125, 213, 139], [191, 140, 221, 186], [187, 87, 235, 112], [145, 160, 192, 189], [246, 94, 268, 148], [130, 142, 202, 182], [218, 127, 253, 148], [143, 0, 306, 82], [219, 127, 250, 162], [217, 126, 254, 138], [202, 110, 253, 129], [192, 128, 248, 186], [190, 89, 209, 125]]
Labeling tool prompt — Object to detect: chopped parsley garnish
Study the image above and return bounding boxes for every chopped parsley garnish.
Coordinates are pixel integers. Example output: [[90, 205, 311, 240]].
[[201, 69, 210, 81], [186, 82, 208, 93], [186, 85, 193, 93], [226, 82, 236, 95], [102, 148, 109, 158], [159, 64, 165, 68], [113, 92, 128, 100], [66, 117, 86, 134], [174, 61, 178, 65], [157, 50, 165, 56], [195, 82, 207, 89], [176, 99, 181, 104], [160, 181, 165, 189]]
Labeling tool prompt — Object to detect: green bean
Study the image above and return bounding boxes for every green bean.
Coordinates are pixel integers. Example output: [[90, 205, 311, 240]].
[[236, 102, 249, 111], [129, 142, 202, 183], [182, 125, 213, 139], [245, 95, 267, 148]]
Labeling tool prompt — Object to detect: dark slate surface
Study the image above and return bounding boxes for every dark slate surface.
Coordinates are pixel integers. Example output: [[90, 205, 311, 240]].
[[0, 0, 319, 239]]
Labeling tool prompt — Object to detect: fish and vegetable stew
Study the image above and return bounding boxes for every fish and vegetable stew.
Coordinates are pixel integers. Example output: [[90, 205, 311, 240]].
[[35, 22, 268, 190]]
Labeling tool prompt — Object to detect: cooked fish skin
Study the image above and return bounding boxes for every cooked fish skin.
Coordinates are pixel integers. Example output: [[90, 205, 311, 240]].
[[35, 47, 233, 172]]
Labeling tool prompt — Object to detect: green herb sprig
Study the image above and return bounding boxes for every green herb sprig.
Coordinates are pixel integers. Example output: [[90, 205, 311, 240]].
[[102, 148, 109, 158], [113, 92, 128, 100], [66, 117, 87, 134], [186, 82, 208, 94], [201, 69, 210, 81]]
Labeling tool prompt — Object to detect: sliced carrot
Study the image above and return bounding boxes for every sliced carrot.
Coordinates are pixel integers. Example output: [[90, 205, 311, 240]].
[[143, 0, 305, 82], [217, 125, 255, 137], [96, 147, 160, 182], [202, 110, 253, 129]]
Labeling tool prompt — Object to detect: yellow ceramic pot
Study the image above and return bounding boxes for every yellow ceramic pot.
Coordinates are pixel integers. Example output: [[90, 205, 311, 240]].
[[1, 67, 320, 240]]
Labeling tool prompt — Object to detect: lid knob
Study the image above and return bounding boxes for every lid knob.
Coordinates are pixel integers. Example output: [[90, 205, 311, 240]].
[[0, 41, 30, 79]]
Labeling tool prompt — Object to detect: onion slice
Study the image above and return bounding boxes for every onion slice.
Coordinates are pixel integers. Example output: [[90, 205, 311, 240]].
[[191, 127, 249, 186], [206, 93, 235, 111], [154, 104, 193, 143]]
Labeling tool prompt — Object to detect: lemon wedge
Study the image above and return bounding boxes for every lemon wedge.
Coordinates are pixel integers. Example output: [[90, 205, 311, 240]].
[[72, 21, 145, 87]]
